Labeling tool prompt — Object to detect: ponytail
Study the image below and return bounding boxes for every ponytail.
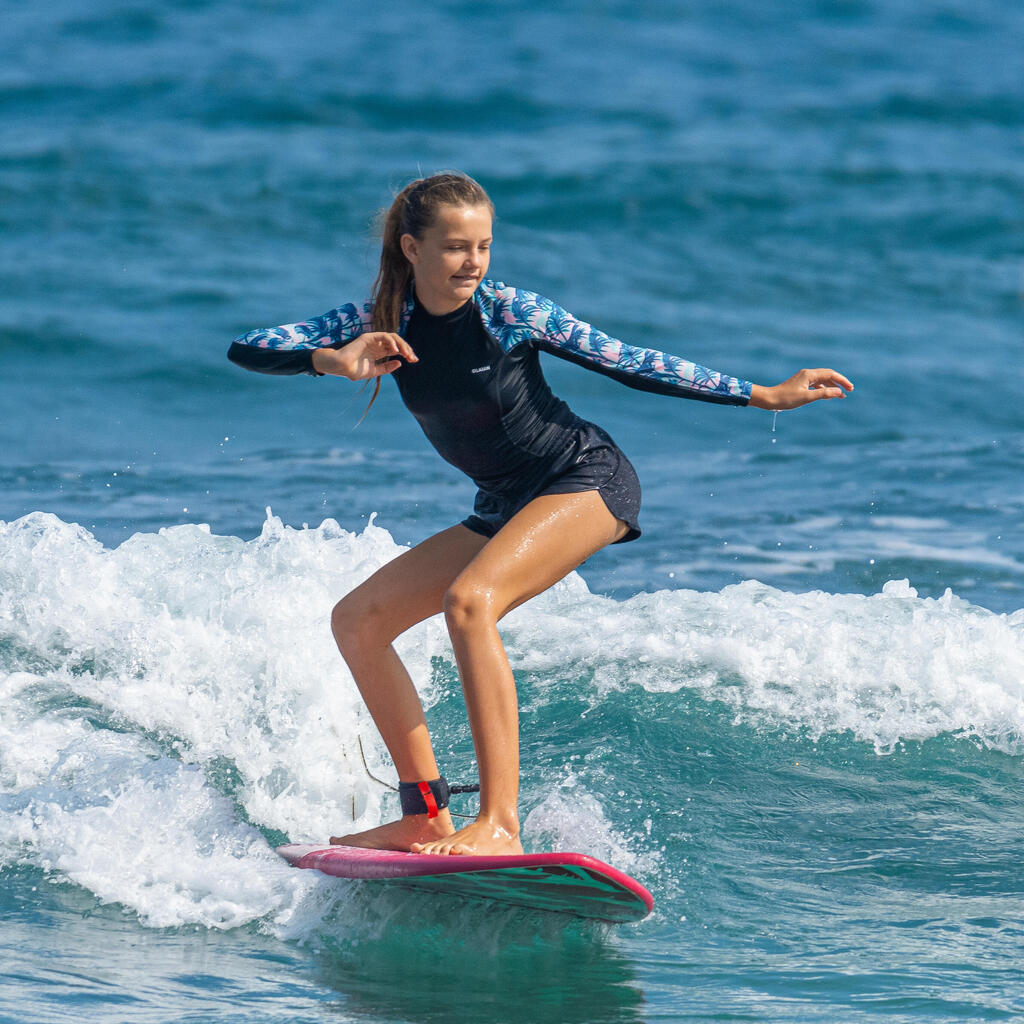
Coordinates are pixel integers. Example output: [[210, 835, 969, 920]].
[[369, 179, 420, 334]]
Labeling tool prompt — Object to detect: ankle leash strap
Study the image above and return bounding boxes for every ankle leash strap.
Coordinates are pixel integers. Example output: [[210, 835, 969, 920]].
[[398, 778, 449, 818], [398, 777, 480, 818]]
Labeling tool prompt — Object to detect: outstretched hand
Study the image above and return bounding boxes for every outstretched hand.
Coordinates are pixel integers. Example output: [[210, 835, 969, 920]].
[[311, 332, 419, 380], [749, 368, 853, 411]]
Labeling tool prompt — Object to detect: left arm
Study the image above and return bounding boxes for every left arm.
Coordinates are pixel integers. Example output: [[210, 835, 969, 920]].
[[484, 284, 853, 409], [527, 293, 753, 406], [481, 284, 753, 403]]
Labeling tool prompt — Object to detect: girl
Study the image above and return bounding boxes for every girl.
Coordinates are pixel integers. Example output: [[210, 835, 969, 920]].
[[229, 172, 852, 857]]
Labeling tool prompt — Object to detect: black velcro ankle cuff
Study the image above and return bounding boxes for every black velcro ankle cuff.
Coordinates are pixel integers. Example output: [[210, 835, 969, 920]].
[[398, 777, 451, 818]]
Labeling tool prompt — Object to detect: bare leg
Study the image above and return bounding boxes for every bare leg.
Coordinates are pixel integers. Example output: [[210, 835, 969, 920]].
[[329, 524, 487, 849], [412, 490, 628, 856]]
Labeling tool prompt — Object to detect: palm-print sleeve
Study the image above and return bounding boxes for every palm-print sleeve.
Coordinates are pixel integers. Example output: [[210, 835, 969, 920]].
[[493, 287, 752, 406], [227, 301, 372, 376]]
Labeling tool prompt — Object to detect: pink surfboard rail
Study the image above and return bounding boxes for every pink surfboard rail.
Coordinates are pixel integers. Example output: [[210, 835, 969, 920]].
[[278, 843, 655, 922]]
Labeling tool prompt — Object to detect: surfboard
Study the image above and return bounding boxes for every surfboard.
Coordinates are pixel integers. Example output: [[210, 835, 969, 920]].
[[277, 844, 654, 923]]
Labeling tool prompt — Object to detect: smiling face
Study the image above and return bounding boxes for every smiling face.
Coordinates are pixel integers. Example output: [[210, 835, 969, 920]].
[[400, 203, 493, 316]]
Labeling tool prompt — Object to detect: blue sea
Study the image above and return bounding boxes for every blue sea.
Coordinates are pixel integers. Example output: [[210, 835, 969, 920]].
[[2, 1, 1023, 1021]]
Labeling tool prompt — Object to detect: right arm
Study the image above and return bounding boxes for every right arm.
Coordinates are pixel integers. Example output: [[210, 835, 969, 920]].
[[227, 302, 416, 379]]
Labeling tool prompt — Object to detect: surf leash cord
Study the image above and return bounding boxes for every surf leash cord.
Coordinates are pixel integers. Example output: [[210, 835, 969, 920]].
[[358, 735, 480, 819]]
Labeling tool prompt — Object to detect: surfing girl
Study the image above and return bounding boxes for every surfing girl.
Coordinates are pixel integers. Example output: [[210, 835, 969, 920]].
[[229, 172, 852, 857]]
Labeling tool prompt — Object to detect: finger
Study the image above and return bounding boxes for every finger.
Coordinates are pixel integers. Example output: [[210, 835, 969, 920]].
[[797, 382, 837, 401], [371, 357, 403, 376], [378, 332, 416, 362], [376, 332, 417, 364], [785, 383, 834, 407], [815, 385, 848, 401], [808, 368, 854, 392]]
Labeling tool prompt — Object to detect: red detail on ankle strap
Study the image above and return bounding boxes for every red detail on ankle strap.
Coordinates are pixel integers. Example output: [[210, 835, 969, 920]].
[[417, 781, 439, 818]]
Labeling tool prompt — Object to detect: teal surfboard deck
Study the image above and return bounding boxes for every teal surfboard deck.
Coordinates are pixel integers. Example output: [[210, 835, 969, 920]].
[[278, 844, 654, 923]]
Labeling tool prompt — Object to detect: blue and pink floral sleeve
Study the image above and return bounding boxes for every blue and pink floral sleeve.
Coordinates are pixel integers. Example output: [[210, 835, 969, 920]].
[[229, 280, 752, 404], [479, 283, 752, 406], [227, 301, 373, 375]]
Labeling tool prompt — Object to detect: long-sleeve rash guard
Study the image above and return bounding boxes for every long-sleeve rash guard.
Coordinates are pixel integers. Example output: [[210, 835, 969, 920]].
[[228, 278, 753, 537], [228, 278, 752, 405]]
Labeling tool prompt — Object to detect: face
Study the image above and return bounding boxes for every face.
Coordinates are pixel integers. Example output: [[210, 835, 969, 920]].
[[401, 203, 493, 315]]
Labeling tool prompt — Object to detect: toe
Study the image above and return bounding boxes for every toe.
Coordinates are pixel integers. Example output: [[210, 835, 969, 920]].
[[424, 840, 453, 856]]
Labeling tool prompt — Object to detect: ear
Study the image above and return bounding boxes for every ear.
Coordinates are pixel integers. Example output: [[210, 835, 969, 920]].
[[400, 233, 419, 265]]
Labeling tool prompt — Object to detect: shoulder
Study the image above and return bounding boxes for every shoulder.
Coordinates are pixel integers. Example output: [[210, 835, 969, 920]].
[[476, 278, 553, 315], [475, 279, 578, 349]]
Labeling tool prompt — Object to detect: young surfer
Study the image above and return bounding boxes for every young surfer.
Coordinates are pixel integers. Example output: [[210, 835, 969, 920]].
[[228, 171, 852, 857]]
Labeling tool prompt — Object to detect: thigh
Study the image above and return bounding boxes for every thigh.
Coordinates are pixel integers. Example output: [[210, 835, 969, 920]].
[[452, 490, 628, 620], [340, 524, 489, 640]]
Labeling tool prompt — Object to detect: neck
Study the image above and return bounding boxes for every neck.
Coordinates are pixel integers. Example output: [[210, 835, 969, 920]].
[[413, 284, 474, 317]]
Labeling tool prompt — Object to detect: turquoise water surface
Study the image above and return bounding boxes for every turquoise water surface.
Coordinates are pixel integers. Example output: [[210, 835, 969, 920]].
[[2, 2, 1023, 1022]]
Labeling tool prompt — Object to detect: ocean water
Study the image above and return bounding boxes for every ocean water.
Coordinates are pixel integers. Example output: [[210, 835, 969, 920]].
[[2, 1, 1023, 1022]]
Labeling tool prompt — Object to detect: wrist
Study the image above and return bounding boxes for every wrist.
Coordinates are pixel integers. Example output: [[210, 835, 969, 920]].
[[748, 384, 775, 410], [312, 348, 347, 377]]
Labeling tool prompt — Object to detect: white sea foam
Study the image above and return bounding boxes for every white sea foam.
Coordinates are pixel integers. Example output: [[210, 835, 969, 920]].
[[1, 511, 1022, 933], [523, 776, 662, 876], [504, 576, 1024, 755], [0, 510, 427, 931]]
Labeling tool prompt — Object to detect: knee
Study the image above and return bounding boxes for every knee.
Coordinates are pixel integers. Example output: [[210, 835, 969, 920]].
[[442, 578, 498, 634], [330, 592, 388, 656]]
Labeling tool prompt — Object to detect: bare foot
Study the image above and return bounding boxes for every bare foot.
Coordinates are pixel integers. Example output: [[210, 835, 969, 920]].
[[330, 809, 456, 851], [410, 815, 523, 857]]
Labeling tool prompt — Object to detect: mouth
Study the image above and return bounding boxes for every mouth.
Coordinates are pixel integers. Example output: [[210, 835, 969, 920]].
[[452, 274, 479, 286]]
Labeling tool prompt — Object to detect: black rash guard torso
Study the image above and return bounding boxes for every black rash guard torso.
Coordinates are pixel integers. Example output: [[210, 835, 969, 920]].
[[394, 296, 641, 540]]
